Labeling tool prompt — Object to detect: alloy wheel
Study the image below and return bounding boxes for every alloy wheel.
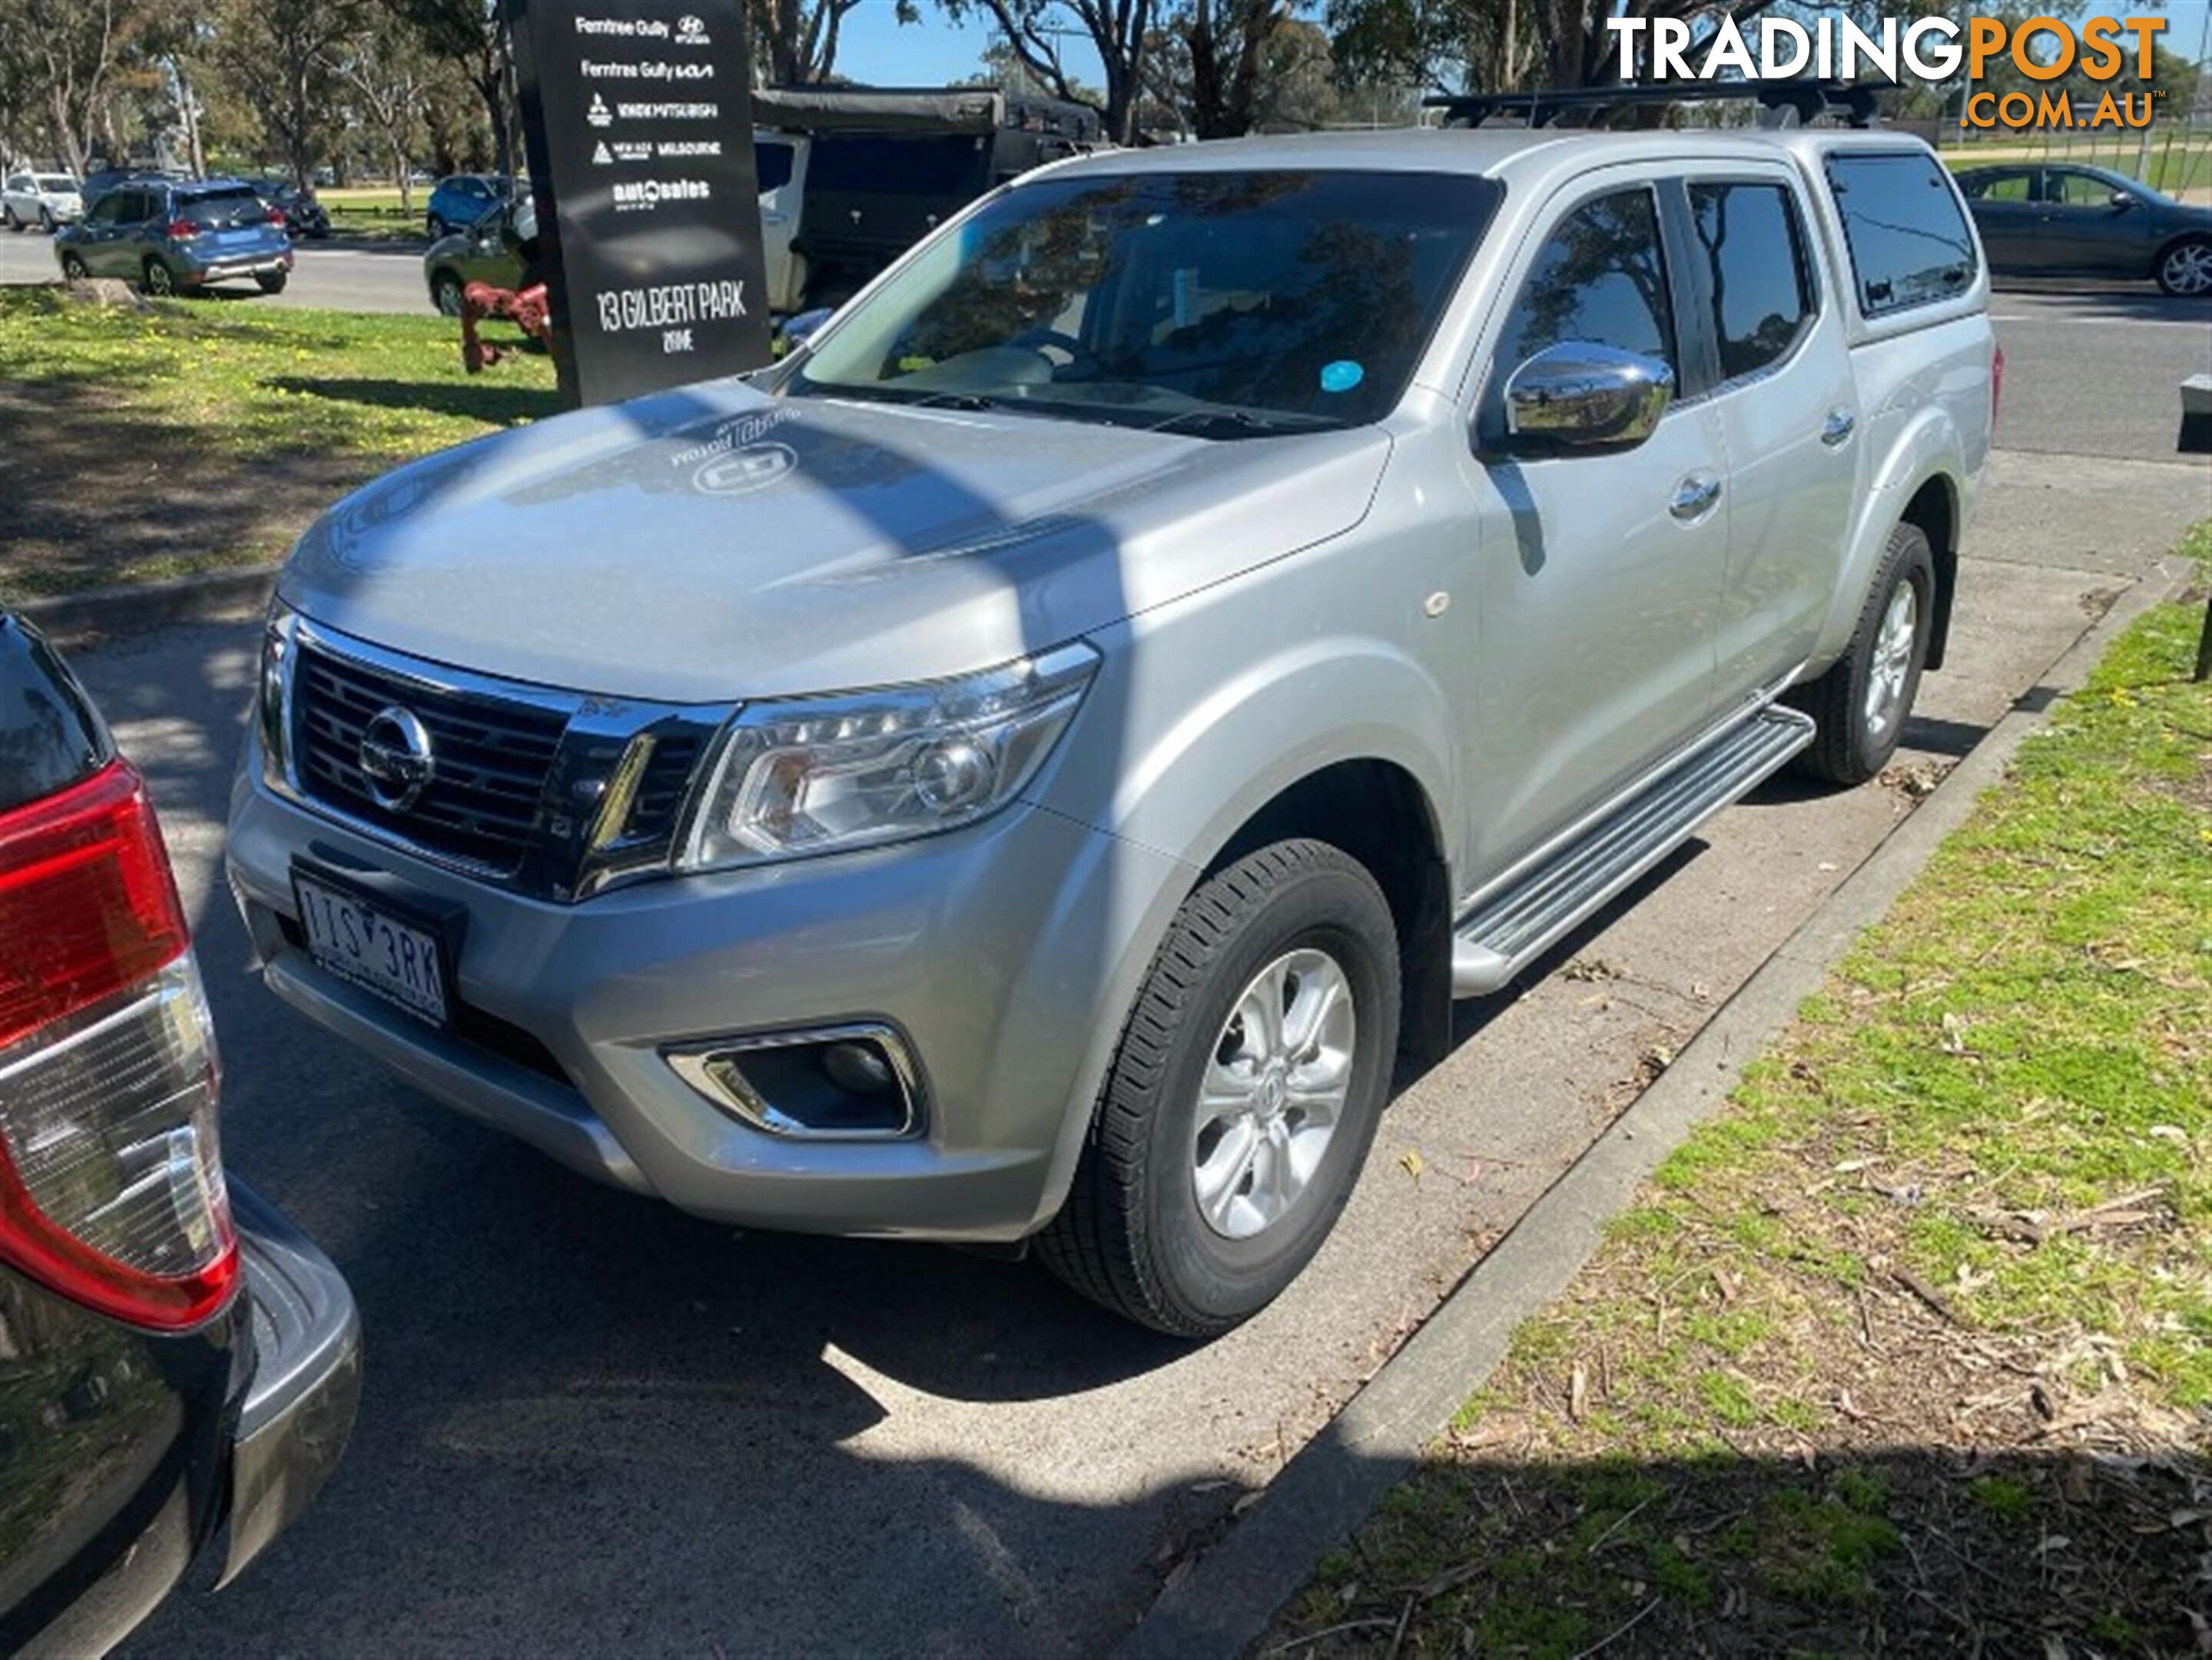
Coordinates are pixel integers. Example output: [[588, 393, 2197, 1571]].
[[1190, 947, 1356, 1240], [1863, 580, 1919, 743], [2161, 242, 2212, 297]]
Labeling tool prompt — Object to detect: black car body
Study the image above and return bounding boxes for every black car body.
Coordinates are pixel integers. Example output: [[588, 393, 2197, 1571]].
[[248, 178, 330, 240], [1955, 162, 2212, 296], [0, 613, 358, 1654]]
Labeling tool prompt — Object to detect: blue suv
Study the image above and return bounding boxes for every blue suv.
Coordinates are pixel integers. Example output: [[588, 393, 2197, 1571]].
[[425, 173, 512, 240], [55, 177, 293, 297]]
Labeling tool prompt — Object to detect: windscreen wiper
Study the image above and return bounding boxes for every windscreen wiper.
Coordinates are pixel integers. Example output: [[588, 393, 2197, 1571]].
[[1147, 407, 1316, 439]]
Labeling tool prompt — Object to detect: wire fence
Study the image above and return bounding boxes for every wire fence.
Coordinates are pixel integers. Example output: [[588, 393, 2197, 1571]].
[[1938, 116, 2212, 200]]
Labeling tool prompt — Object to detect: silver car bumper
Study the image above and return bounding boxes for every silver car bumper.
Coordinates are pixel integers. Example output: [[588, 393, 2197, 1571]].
[[227, 762, 1188, 1242], [217, 1180, 361, 1587]]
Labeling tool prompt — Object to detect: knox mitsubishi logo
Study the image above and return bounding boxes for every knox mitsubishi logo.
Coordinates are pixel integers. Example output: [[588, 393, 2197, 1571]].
[[1604, 13, 2167, 131]]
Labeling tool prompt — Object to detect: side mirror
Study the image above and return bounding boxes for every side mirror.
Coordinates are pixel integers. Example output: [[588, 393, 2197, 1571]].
[[2108, 189, 2136, 211], [1500, 341, 1675, 453]]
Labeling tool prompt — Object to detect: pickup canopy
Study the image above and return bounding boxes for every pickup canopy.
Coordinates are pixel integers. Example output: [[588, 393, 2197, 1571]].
[[751, 85, 1101, 142]]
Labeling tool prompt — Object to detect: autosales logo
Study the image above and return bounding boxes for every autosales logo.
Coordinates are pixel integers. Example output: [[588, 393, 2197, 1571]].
[[1606, 15, 2166, 131], [612, 178, 711, 212]]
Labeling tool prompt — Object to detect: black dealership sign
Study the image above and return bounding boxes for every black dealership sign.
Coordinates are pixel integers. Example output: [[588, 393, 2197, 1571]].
[[506, 0, 772, 407]]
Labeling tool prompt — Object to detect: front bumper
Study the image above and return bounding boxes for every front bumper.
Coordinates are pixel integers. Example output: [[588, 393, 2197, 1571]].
[[227, 763, 1189, 1242], [217, 1180, 361, 1586]]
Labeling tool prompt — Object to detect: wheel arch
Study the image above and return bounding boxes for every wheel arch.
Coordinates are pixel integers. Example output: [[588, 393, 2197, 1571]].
[[1898, 473, 1959, 672], [1199, 758, 1456, 1073], [2150, 228, 2212, 286]]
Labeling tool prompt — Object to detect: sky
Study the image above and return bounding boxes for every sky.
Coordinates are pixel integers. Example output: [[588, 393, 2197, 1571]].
[[825, 0, 2212, 94]]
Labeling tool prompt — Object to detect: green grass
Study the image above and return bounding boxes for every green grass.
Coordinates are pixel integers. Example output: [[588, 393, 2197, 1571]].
[[0, 286, 555, 599], [1272, 525, 2212, 1657]]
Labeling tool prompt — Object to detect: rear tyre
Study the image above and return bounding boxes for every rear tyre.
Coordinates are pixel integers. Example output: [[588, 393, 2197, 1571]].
[[255, 270, 288, 294], [141, 257, 178, 297], [2155, 237, 2212, 298], [1786, 522, 1935, 787], [2, 206, 18, 232], [426, 213, 448, 240], [59, 252, 88, 281], [431, 271, 464, 317], [1037, 839, 1401, 1336]]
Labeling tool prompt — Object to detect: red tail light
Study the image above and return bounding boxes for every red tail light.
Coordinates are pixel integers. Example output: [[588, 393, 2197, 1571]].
[[267, 207, 286, 229], [167, 218, 198, 240], [0, 760, 236, 1330], [1991, 341, 2005, 433]]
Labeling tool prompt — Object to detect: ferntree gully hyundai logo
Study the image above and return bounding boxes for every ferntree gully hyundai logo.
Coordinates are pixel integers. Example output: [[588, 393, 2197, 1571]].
[[357, 706, 436, 812]]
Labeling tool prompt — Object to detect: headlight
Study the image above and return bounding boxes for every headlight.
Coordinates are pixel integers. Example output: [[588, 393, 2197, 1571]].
[[678, 642, 1098, 871]]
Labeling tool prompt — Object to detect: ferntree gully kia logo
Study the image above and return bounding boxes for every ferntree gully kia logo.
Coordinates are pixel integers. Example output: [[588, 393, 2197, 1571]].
[[1605, 14, 2167, 131]]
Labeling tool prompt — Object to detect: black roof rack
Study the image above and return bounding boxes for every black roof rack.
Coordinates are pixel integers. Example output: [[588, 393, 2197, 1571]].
[[1424, 78, 1887, 130]]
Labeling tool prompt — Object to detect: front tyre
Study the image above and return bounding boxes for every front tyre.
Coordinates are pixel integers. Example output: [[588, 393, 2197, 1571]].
[[1788, 521, 1935, 786], [1038, 839, 1400, 1336]]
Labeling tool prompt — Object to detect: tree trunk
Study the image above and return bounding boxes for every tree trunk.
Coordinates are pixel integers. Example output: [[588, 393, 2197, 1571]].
[[477, 70, 512, 180]]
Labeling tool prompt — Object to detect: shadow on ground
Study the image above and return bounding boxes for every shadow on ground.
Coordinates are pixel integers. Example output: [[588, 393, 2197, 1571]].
[[266, 374, 552, 426], [1272, 1439, 2212, 1656], [0, 381, 361, 599]]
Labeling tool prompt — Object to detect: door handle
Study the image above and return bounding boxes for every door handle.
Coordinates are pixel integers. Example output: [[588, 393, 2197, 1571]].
[[1670, 473, 1722, 521], [1820, 407, 1856, 447]]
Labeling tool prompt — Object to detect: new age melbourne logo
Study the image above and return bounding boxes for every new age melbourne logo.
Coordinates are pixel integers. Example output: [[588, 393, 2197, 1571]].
[[1604, 15, 2167, 131]]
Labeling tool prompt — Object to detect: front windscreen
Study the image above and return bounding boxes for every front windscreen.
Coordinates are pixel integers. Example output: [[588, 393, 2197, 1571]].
[[786, 168, 1502, 436]]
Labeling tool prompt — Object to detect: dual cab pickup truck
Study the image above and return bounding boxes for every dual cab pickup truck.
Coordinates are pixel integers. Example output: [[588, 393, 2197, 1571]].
[[232, 125, 1995, 1334]]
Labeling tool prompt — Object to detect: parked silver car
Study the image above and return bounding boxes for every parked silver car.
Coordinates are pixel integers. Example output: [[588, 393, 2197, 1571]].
[[228, 128, 1994, 1333], [2, 170, 81, 231]]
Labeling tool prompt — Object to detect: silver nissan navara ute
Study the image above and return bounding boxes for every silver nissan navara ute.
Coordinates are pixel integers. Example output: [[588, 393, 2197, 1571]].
[[229, 126, 1995, 1335]]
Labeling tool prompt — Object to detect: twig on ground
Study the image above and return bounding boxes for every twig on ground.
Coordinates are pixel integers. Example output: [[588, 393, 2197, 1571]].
[[1568, 1596, 1663, 1658], [1895, 1267, 1967, 1326], [1265, 1615, 1398, 1654]]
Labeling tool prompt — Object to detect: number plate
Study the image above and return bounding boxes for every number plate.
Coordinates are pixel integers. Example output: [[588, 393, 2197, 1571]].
[[293, 870, 451, 1028]]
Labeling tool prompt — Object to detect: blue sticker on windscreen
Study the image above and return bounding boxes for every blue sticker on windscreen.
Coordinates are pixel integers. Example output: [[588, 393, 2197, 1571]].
[[1319, 360, 1365, 393]]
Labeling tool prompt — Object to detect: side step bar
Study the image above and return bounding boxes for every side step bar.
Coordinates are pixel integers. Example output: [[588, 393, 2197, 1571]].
[[1451, 705, 1816, 997]]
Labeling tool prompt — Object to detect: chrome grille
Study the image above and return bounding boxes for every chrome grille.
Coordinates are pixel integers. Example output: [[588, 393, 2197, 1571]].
[[291, 642, 569, 873], [625, 731, 704, 842]]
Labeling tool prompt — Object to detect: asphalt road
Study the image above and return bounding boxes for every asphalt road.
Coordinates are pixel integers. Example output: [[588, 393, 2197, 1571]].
[[1986, 281, 2212, 459], [54, 274, 2211, 1655], [0, 225, 433, 315]]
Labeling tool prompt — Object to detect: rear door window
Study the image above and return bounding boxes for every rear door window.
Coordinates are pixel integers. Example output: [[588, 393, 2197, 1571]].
[[1688, 181, 1815, 382], [1962, 170, 2034, 202], [1823, 151, 1976, 316], [1495, 187, 1676, 377]]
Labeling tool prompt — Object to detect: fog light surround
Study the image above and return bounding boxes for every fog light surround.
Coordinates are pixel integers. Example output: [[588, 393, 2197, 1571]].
[[664, 1022, 925, 1140]]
